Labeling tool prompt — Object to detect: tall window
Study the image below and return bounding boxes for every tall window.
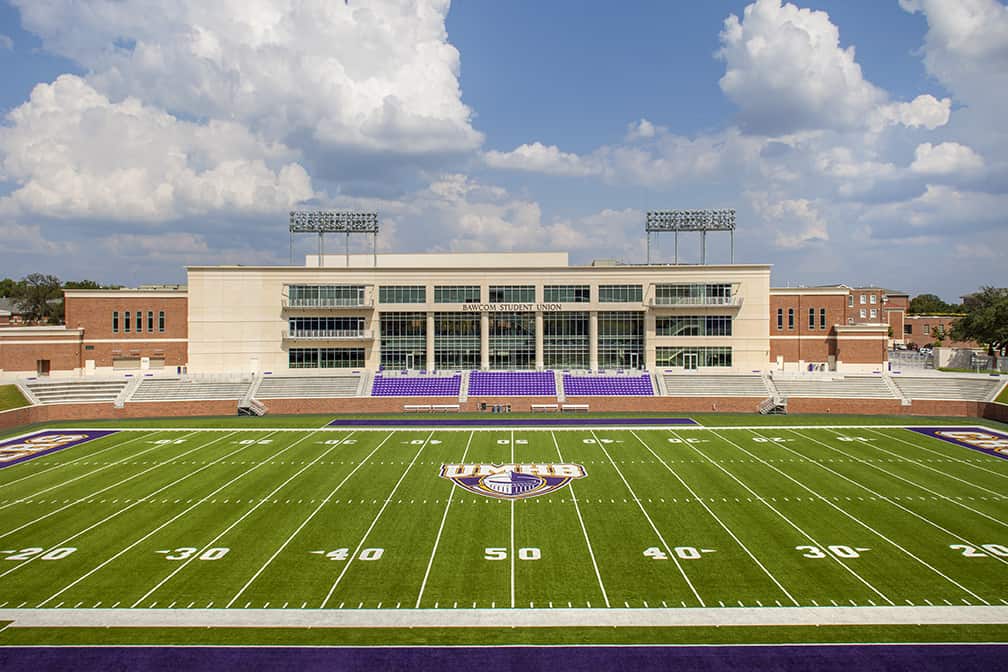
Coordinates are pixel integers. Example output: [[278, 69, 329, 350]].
[[158, 311, 165, 332], [860, 294, 866, 304], [289, 348, 364, 369], [870, 308, 877, 319], [819, 308, 827, 330], [488, 285, 534, 303], [434, 285, 480, 303], [923, 324, 929, 335], [544, 285, 590, 303], [808, 308, 815, 330], [488, 312, 535, 369], [112, 311, 119, 334], [598, 285, 642, 303], [380, 312, 426, 370], [597, 311, 644, 369], [870, 294, 877, 304], [379, 286, 426, 304], [777, 308, 783, 330], [136, 311, 143, 333], [147, 311, 154, 332], [848, 295, 854, 307], [654, 284, 732, 305], [859, 308, 866, 319], [434, 312, 481, 369], [787, 308, 794, 330], [543, 312, 589, 368], [124, 311, 131, 332], [656, 316, 732, 336]]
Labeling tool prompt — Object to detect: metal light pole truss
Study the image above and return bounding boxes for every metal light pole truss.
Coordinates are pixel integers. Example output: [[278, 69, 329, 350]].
[[289, 211, 379, 267], [645, 209, 736, 265]]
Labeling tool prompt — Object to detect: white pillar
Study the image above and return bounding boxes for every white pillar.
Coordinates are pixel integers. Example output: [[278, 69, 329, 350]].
[[535, 311, 544, 370], [589, 312, 599, 372], [426, 312, 435, 372], [480, 312, 489, 370]]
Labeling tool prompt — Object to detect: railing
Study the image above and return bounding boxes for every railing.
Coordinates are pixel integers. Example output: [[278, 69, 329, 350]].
[[648, 295, 743, 308], [283, 329, 373, 340], [282, 296, 373, 309]]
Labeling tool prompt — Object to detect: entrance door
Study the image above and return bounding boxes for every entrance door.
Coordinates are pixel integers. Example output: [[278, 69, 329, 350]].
[[36, 360, 50, 376], [683, 353, 698, 370], [405, 353, 414, 371], [629, 352, 639, 369]]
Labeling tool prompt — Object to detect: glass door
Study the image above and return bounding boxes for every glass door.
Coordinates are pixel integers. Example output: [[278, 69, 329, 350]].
[[684, 353, 698, 370]]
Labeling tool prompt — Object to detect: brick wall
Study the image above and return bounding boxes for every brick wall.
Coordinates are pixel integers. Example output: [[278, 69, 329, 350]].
[[0, 334, 82, 373], [63, 294, 189, 368], [835, 335, 888, 365]]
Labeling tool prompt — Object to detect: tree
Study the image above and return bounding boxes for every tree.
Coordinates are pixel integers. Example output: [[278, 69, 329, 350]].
[[909, 293, 957, 314], [953, 287, 1008, 355], [10, 274, 62, 323], [0, 278, 16, 297], [63, 280, 102, 290]]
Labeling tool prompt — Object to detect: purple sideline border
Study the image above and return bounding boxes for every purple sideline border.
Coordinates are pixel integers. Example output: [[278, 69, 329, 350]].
[[329, 417, 698, 428], [0, 430, 119, 469], [906, 426, 1008, 461], [0, 644, 1003, 672]]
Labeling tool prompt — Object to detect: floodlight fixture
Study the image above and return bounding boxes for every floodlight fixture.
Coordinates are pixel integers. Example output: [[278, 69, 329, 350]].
[[288, 210, 379, 267], [645, 209, 736, 264]]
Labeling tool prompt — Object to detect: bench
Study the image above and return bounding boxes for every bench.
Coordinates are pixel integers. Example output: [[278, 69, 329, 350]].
[[403, 404, 432, 412], [561, 403, 589, 413], [431, 404, 461, 412], [531, 404, 559, 413]]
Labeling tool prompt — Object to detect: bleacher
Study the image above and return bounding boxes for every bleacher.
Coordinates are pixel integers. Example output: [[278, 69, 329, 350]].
[[662, 374, 770, 397], [893, 376, 1004, 402], [772, 377, 895, 399], [468, 370, 556, 396], [563, 373, 653, 396], [24, 379, 127, 405], [130, 378, 252, 402], [371, 373, 461, 397], [257, 375, 360, 399]]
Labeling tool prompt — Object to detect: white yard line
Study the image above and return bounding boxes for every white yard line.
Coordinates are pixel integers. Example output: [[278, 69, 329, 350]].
[[590, 429, 704, 607], [866, 428, 1008, 479], [742, 428, 990, 605], [1, 605, 1005, 627], [131, 429, 332, 607], [34, 430, 310, 607], [510, 429, 515, 610], [415, 431, 473, 609], [645, 429, 798, 606], [863, 428, 1008, 488], [227, 431, 395, 608], [0, 431, 247, 582], [319, 432, 433, 609], [551, 431, 609, 608], [680, 430, 894, 606]]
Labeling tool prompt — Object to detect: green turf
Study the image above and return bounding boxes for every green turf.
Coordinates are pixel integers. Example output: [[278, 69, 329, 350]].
[[996, 384, 1008, 405], [0, 421, 1005, 645], [0, 385, 28, 412]]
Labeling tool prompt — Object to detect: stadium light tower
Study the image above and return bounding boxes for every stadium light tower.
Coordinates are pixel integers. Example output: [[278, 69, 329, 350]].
[[645, 209, 735, 265], [289, 211, 379, 268]]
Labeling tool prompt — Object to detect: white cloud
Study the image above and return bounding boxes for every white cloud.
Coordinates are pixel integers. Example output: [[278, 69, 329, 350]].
[[910, 142, 984, 175], [11, 0, 482, 158], [0, 75, 314, 221], [0, 34, 13, 51], [750, 193, 829, 249], [874, 94, 951, 130], [483, 142, 598, 177], [625, 119, 657, 141]]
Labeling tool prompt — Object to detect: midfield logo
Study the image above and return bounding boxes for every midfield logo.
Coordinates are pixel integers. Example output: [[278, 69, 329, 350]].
[[440, 463, 587, 500]]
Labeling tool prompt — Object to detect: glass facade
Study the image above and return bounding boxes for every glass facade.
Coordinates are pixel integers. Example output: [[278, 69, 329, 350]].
[[435, 285, 481, 304], [488, 311, 535, 369], [434, 312, 481, 369], [288, 285, 365, 307], [544, 285, 590, 303], [597, 311, 644, 369], [543, 311, 589, 368], [654, 284, 732, 305], [380, 312, 426, 370], [488, 285, 535, 303], [289, 347, 364, 369], [599, 284, 643, 303], [655, 346, 732, 368], [288, 316, 365, 338], [656, 316, 732, 337], [379, 285, 426, 304]]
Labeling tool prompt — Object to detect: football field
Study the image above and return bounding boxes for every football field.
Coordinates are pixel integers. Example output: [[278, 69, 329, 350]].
[[0, 421, 1005, 616]]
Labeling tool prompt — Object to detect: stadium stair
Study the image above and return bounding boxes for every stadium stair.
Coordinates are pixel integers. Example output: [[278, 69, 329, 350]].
[[771, 377, 896, 399], [256, 375, 361, 399], [130, 378, 253, 402], [892, 376, 1004, 402], [881, 375, 911, 406], [24, 379, 128, 405], [662, 374, 769, 397]]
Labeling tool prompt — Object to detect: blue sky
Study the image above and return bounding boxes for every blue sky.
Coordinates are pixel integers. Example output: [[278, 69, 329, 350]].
[[0, 0, 1004, 300]]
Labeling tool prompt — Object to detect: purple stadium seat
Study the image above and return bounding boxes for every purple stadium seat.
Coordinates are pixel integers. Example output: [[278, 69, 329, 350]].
[[468, 370, 556, 396], [562, 373, 653, 396], [371, 374, 461, 397]]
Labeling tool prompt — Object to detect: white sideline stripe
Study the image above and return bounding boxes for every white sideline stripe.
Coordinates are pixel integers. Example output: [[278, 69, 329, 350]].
[[0, 431, 203, 540], [132, 429, 332, 607], [865, 428, 1008, 483], [228, 431, 395, 608], [552, 431, 609, 608], [871, 428, 1008, 479], [815, 429, 1008, 531], [1, 606, 1005, 628], [785, 429, 1008, 571], [319, 432, 433, 609], [510, 429, 515, 610], [591, 429, 704, 607], [0, 431, 247, 583], [34, 430, 304, 606], [415, 431, 473, 608], [646, 429, 798, 606], [746, 428, 990, 605], [683, 430, 894, 606], [0, 430, 157, 491]]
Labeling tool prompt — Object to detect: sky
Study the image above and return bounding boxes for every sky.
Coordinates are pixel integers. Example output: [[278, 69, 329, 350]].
[[0, 0, 1005, 301]]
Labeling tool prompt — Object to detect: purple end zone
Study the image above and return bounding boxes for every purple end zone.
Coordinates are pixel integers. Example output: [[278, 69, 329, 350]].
[[0, 644, 1004, 672], [906, 426, 1008, 461], [328, 417, 698, 428], [0, 430, 119, 468]]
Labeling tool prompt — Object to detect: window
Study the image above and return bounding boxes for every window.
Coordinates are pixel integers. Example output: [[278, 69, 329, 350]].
[[859, 308, 866, 319], [488, 285, 535, 303], [434, 312, 481, 369], [124, 310, 131, 332], [158, 311, 165, 332], [289, 316, 365, 337], [598, 284, 642, 303], [379, 286, 426, 304], [654, 284, 732, 305], [380, 312, 426, 369], [434, 285, 481, 303], [287, 285, 366, 307], [870, 294, 877, 304], [904, 324, 913, 335], [597, 312, 644, 368], [655, 316, 732, 337], [655, 346, 732, 368], [848, 295, 854, 307], [112, 311, 119, 334], [808, 308, 815, 330], [777, 308, 783, 330], [488, 312, 535, 369], [819, 308, 827, 330], [860, 294, 866, 304], [923, 324, 929, 335], [135, 311, 142, 333], [147, 311, 154, 332], [787, 308, 794, 330], [543, 312, 589, 368], [289, 348, 364, 369], [544, 285, 590, 303], [870, 308, 877, 319]]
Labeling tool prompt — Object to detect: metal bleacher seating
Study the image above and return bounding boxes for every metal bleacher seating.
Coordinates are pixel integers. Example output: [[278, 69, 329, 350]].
[[468, 370, 556, 396], [563, 373, 653, 396], [772, 376, 895, 399], [371, 373, 461, 397], [892, 376, 1004, 402], [130, 378, 252, 402], [662, 374, 771, 397], [24, 379, 127, 404], [257, 375, 360, 399]]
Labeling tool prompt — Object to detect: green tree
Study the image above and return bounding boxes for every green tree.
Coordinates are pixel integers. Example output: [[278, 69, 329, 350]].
[[909, 293, 956, 314], [0, 278, 16, 297], [10, 274, 62, 323], [63, 280, 102, 290], [953, 287, 1008, 355]]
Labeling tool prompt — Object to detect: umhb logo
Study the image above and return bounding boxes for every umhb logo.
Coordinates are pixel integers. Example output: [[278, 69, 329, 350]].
[[908, 427, 1008, 461], [0, 430, 117, 467], [440, 463, 587, 500]]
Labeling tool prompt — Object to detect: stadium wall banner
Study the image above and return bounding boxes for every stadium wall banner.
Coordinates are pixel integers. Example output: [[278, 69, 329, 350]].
[[0, 430, 119, 467], [906, 427, 1008, 460], [441, 463, 587, 499]]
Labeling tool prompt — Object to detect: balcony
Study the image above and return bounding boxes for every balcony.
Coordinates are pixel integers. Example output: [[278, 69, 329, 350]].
[[648, 295, 743, 309], [281, 296, 374, 310], [283, 329, 374, 341]]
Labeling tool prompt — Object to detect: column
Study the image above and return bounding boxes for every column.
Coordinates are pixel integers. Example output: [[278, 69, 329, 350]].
[[480, 312, 489, 370], [589, 311, 599, 372], [426, 312, 435, 372], [535, 311, 544, 370], [644, 310, 656, 370]]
